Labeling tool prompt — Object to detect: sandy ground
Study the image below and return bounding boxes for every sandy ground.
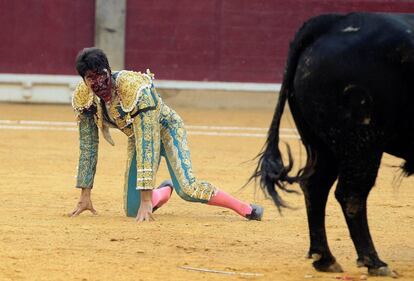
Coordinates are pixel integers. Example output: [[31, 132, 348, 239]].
[[0, 103, 412, 281]]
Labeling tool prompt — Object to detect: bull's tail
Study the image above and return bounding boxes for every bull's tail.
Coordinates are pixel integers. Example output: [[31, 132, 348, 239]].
[[251, 14, 344, 211], [250, 83, 297, 210]]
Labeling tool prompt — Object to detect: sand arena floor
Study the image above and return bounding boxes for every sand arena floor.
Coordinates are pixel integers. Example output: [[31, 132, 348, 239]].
[[0, 103, 412, 281]]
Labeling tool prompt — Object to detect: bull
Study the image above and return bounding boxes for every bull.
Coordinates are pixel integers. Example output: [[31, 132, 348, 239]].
[[253, 12, 414, 277]]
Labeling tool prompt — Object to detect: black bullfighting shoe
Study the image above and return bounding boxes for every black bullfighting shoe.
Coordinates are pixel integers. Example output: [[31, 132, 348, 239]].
[[246, 204, 264, 221], [152, 180, 174, 213]]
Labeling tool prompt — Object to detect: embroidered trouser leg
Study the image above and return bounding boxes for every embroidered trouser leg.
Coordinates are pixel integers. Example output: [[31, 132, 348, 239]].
[[124, 105, 218, 216], [160, 107, 217, 202]]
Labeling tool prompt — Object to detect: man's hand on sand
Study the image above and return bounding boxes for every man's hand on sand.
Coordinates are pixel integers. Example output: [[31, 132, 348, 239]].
[[136, 190, 154, 222], [69, 188, 97, 217], [135, 200, 154, 222]]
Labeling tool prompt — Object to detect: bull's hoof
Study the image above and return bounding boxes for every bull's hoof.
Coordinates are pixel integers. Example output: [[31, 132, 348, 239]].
[[368, 266, 399, 278], [356, 258, 364, 267], [312, 254, 343, 273]]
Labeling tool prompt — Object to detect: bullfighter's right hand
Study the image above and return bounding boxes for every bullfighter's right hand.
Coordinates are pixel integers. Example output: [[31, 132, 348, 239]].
[[69, 188, 97, 217]]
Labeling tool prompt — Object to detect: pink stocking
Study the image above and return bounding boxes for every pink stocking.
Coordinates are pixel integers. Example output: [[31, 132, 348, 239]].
[[152, 186, 173, 209], [207, 190, 253, 217]]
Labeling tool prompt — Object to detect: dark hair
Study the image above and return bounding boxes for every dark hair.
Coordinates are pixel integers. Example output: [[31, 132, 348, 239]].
[[75, 47, 111, 78]]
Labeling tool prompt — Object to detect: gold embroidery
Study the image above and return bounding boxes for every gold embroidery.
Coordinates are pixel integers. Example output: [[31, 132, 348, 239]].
[[76, 113, 99, 188], [116, 70, 153, 112], [72, 81, 94, 111], [159, 105, 217, 201], [132, 106, 161, 190], [106, 95, 134, 137]]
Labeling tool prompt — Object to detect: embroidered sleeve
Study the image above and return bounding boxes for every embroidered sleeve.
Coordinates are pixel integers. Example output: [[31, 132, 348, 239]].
[[72, 81, 94, 112], [76, 111, 99, 188], [132, 88, 160, 190]]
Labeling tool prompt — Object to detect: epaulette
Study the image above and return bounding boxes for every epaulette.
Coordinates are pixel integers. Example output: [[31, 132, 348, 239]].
[[72, 81, 94, 111], [116, 69, 154, 112]]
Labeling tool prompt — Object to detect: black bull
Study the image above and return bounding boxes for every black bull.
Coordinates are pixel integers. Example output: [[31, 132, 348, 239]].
[[253, 13, 413, 276]]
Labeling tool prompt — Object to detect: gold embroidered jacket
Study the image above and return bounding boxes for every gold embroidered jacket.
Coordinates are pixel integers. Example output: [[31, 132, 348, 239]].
[[72, 70, 161, 190]]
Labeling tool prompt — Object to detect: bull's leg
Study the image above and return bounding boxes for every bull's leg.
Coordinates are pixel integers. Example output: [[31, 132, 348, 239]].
[[300, 149, 342, 272], [335, 151, 396, 277]]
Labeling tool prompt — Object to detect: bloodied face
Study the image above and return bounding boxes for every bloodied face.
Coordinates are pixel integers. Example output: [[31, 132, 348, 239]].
[[84, 69, 112, 102]]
